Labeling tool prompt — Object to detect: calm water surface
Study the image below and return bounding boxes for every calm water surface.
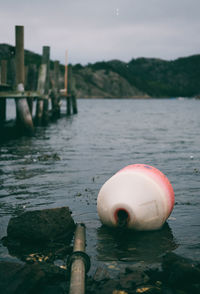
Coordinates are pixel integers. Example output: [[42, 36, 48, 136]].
[[0, 98, 200, 274]]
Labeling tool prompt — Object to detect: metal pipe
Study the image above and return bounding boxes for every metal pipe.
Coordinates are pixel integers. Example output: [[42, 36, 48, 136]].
[[69, 224, 87, 294], [73, 223, 85, 252]]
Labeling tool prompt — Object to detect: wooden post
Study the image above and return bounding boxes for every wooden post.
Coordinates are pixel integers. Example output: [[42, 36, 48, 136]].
[[42, 46, 50, 125], [42, 46, 50, 94], [25, 65, 33, 115], [35, 64, 47, 125], [15, 25, 34, 134], [54, 61, 59, 86], [27, 64, 37, 91], [1, 60, 7, 84], [71, 94, 78, 114], [15, 26, 24, 85], [65, 50, 68, 98], [68, 66, 78, 114], [35, 46, 50, 125], [35, 98, 43, 125], [0, 60, 7, 124], [66, 94, 72, 115], [26, 64, 38, 115], [9, 46, 16, 87], [51, 60, 60, 118], [24, 65, 28, 89], [65, 50, 71, 115]]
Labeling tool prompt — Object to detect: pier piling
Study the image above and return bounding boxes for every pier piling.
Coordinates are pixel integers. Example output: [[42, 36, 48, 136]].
[[35, 64, 46, 125], [0, 60, 7, 124], [15, 25, 34, 133], [15, 26, 24, 85], [65, 50, 71, 116], [66, 94, 72, 115], [51, 60, 60, 118], [42, 46, 50, 125], [1, 60, 7, 84], [35, 46, 50, 125], [68, 67, 77, 114]]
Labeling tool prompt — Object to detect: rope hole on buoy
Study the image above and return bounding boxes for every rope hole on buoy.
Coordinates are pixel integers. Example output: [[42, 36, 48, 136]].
[[115, 209, 129, 228]]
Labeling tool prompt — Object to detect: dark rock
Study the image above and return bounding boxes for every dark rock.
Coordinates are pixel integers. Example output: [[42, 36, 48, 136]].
[[145, 267, 164, 284], [0, 261, 68, 294], [87, 266, 150, 294], [96, 279, 120, 294], [119, 269, 150, 289], [34, 262, 67, 281], [93, 266, 110, 282], [86, 253, 200, 294], [0, 261, 45, 294], [5, 207, 75, 244], [40, 282, 68, 294], [2, 207, 75, 261], [86, 276, 117, 294], [160, 287, 175, 294], [162, 252, 200, 293]]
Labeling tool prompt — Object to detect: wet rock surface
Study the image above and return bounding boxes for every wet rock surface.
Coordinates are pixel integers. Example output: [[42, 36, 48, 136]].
[[0, 261, 69, 294], [2, 207, 75, 262], [161, 252, 200, 292], [86, 253, 200, 294], [5, 207, 75, 243]]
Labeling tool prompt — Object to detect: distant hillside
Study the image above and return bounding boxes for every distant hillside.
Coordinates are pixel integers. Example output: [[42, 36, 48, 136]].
[[0, 43, 200, 98], [75, 56, 200, 98], [72, 65, 147, 98]]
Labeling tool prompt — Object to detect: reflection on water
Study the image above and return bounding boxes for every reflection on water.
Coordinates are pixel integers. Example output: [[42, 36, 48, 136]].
[[97, 223, 178, 263]]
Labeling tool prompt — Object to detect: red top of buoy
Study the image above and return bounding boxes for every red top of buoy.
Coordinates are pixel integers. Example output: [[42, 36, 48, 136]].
[[118, 164, 175, 215]]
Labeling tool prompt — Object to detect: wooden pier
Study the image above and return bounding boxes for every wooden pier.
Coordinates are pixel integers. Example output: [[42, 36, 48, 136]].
[[0, 26, 77, 137]]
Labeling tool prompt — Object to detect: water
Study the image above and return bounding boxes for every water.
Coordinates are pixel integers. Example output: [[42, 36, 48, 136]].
[[0, 98, 200, 274]]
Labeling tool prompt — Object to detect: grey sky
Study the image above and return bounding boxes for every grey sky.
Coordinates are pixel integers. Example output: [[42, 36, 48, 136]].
[[0, 0, 200, 64]]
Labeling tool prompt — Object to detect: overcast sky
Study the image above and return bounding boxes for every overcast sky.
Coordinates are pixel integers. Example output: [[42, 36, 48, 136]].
[[0, 0, 200, 65]]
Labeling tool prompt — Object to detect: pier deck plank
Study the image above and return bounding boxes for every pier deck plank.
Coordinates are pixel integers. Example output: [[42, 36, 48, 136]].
[[0, 91, 48, 99]]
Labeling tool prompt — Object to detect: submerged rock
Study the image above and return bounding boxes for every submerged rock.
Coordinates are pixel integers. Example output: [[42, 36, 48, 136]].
[[162, 252, 200, 293]]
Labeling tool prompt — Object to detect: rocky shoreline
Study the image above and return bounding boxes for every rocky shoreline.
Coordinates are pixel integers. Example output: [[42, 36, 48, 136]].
[[0, 207, 199, 294]]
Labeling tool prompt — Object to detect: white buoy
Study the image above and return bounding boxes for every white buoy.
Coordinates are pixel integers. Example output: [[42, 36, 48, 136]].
[[97, 164, 175, 231]]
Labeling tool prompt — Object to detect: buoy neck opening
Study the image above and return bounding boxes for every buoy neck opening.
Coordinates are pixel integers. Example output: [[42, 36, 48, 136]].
[[116, 209, 129, 228]]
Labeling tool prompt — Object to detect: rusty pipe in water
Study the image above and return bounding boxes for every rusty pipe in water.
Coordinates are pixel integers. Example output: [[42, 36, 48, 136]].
[[68, 223, 90, 294]]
